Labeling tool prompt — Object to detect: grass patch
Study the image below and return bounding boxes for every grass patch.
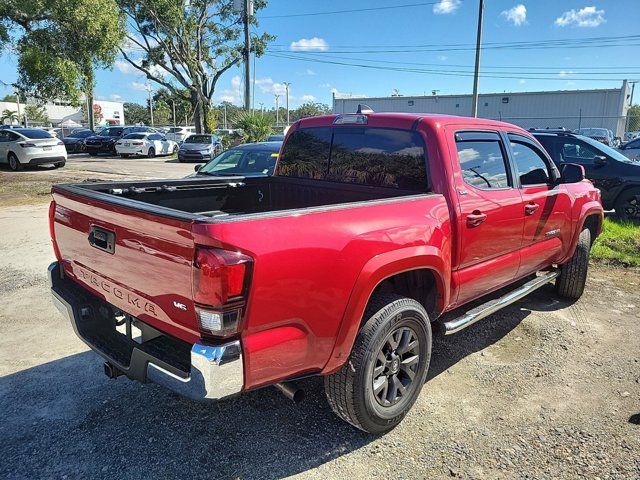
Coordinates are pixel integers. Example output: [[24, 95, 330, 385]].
[[592, 218, 640, 267]]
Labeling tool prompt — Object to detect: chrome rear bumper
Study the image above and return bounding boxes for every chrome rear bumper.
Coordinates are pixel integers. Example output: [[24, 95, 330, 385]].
[[49, 262, 243, 400]]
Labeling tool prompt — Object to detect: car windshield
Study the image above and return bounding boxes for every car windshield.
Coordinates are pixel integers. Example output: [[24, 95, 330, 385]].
[[19, 129, 54, 139], [576, 128, 608, 136], [198, 147, 279, 176], [123, 133, 146, 139], [577, 135, 634, 163], [105, 128, 123, 137], [185, 135, 213, 144]]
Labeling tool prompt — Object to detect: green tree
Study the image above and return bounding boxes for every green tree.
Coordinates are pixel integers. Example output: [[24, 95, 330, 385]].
[[233, 110, 272, 143], [24, 104, 49, 124], [1, 109, 18, 124], [153, 88, 192, 126], [628, 104, 640, 132], [153, 102, 171, 126], [1, 0, 125, 129], [117, 0, 273, 133], [123, 102, 150, 125], [291, 102, 331, 121], [1, 94, 17, 103]]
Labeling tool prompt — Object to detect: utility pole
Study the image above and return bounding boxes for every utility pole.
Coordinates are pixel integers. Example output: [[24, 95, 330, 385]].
[[243, 0, 252, 111], [252, 51, 256, 112], [223, 103, 227, 129], [172, 100, 176, 127], [259, 102, 264, 116], [471, 0, 484, 118], [275, 94, 280, 126], [283, 82, 291, 125], [14, 88, 22, 126], [146, 82, 154, 126]]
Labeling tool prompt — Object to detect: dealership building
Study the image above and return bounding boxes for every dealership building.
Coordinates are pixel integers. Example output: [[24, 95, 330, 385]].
[[0, 99, 125, 127], [332, 80, 634, 137]]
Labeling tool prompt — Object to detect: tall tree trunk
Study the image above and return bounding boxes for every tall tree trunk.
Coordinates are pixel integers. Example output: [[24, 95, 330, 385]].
[[87, 91, 95, 131], [191, 89, 205, 133]]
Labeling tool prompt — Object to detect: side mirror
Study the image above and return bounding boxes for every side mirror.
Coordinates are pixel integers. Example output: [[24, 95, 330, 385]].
[[194, 164, 203, 172], [559, 163, 585, 183], [593, 155, 608, 166]]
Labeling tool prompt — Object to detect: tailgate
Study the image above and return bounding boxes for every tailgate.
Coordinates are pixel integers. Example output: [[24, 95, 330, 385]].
[[51, 189, 199, 342]]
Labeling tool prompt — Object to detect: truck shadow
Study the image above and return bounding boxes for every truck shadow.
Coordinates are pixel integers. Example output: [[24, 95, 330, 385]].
[[0, 285, 572, 479]]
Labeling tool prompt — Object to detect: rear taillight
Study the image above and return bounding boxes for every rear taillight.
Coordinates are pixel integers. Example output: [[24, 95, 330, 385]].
[[19, 142, 37, 148], [192, 247, 253, 337], [132, 141, 143, 146], [49, 201, 62, 261]]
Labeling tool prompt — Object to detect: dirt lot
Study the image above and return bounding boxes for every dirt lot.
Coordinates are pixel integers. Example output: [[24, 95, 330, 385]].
[[0, 160, 638, 479]]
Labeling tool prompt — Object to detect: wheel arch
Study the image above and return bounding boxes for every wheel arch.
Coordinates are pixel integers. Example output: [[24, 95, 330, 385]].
[[321, 245, 450, 375]]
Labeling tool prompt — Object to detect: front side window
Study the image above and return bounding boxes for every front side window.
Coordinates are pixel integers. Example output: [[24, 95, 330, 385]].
[[560, 140, 599, 164], [509, 139, 551, 186], [456, 134, 510, 189]]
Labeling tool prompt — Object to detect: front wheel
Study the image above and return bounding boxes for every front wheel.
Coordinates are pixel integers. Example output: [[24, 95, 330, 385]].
[[53, 161, 65, 168], [147, 147, 155, 158], [120, 154, 129, 158], [324, 293, 431, 434], [556, 227, 591, 300], [614, 187, 640, 221]]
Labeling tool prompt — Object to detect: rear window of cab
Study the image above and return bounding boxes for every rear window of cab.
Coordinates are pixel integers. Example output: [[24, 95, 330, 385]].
[[278, 126, 428, 191]]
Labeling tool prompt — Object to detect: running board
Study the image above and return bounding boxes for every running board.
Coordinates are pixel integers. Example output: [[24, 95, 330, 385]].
[[443, 271, 559, 335]]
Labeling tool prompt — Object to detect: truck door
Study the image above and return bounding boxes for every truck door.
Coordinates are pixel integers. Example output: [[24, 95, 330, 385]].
[[506, 133, 572, 275], [452, 130, 524, 305]]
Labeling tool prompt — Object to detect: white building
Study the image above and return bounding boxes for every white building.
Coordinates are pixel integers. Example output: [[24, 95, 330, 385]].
[[333, 80, 634, 137], [0, 99, 125, 127]]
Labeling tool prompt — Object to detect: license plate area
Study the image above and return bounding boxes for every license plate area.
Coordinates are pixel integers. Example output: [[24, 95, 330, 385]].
[[115, 313, 143, 344], [43, 146, 52, 151]]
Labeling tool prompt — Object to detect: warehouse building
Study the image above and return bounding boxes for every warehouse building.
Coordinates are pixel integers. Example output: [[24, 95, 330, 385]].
[[333, 80, 634, 137]]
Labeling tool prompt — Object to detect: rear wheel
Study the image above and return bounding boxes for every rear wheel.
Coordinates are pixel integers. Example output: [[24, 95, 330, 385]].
[[8, 153, 22, 171], [172, 144, 178, 154], [120, 154, 130, 158], [53, 161, 65, 168], [614, 187, 640, 221], [147, 147, 156, 158], [324, 293, 431, 434], [556, 227, 591, 300]]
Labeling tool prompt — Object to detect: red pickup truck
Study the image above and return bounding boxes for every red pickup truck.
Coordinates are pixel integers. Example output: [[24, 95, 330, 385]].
[[49, 112, 603, 433]]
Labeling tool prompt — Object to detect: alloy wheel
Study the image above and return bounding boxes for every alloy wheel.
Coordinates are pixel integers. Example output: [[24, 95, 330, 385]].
[[622, 195, 640, 220], [372, 326, 421, 407]]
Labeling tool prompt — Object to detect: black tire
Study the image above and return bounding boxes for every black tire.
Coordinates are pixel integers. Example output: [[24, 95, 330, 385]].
[[8, 153, 22, 171], [614, 187, 640, 221], [53, 161, 65, 168], [324, 293, 432, 434], [120, 154, 129, 158], [172, 144, 179, 154], [556, 227, 591, 300], [147, 147, 156, 158]]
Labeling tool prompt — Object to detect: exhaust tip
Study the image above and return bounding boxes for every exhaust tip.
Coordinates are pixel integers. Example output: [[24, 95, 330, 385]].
[[274, 382, 305, 403]]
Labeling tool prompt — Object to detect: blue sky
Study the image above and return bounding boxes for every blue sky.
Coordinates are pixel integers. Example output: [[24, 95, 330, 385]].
[[1, 0, 638, 108]]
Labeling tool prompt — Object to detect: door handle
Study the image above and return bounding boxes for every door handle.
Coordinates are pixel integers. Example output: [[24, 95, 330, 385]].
[[466, 211, 487, 227], [525, 202, 540, 215]]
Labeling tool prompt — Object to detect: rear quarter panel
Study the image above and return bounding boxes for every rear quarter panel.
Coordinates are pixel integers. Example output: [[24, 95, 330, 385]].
[[192, 194, 451, 389]]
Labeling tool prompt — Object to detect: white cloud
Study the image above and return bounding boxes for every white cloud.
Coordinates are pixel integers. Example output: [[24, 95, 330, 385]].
[[558, 70, 574, 77], [218, 75, 243, 104], [109, 94, 123, 101], [300, 69, 316, 76], [130, 82, 148, 91], [115, 59, 163, 77], [319, 83, 331, 88], [253, 77, 289, 96], [519, 79, 526, 84], [290, 37, 329, 52], [566, 81, 576, 87], [555, 6, 605, 27], [437, 55, 448, 61], [300, 95, 316, 103], [501, 4, 527, 26], [433, 0, 461, 14]]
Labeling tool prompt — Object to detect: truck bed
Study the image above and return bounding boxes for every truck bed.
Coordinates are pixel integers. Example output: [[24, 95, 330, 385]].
[[55, 176, 422, 221]]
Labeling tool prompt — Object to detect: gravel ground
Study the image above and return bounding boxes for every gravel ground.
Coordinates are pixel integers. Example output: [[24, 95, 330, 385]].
[[0, 163, 639, 479]]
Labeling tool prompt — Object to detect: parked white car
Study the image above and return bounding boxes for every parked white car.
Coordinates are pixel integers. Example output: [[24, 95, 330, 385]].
[[0, 128, 67, 171], [165, 126, 195, 144], [115, 132, 178, 158]]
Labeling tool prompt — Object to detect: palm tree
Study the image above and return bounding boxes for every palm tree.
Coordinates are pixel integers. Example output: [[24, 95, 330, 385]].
[[1, 109, 19, 124], [234, 111, 273, 143]]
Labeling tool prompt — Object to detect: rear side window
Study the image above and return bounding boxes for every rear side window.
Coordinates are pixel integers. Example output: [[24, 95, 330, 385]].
[[278, 127, 332, 180], [279, 126, 427, 190], [328, 128, 427, 190], [455, 132, 510, 189]]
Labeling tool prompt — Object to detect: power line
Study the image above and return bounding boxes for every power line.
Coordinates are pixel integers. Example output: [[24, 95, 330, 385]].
[[265, 52, 636, 82], [262, 1, 444, 19]]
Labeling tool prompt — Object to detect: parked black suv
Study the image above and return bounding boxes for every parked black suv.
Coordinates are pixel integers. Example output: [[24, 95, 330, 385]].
[[85, 126, 156, 156], [532, 129, 640, 220]]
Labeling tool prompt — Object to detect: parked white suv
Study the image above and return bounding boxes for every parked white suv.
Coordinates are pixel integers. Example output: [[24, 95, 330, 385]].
[[0, 128, 67, 171], [165, 126, 195, 144]]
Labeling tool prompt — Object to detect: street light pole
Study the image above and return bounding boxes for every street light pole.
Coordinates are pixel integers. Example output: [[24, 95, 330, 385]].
[[146, 82, 154, 126], [275, 94, 280, 126], [259, 102, 264, 116], [283, 82, 291, 125], [471, 0, 484, 118], [172, 100, 176, 127], [243, 0, 251, 111]]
